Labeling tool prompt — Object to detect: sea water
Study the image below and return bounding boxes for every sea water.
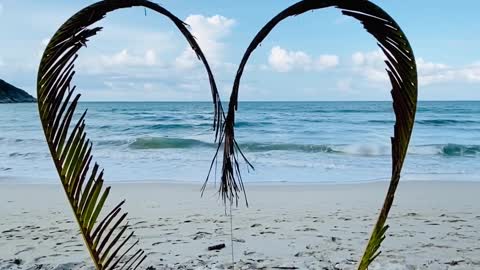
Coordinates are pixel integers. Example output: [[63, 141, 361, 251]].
[[0, 101, 479, 183]]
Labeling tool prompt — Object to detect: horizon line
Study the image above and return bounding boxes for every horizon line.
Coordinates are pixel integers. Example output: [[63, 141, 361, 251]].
[[72, 100, 480, 103]]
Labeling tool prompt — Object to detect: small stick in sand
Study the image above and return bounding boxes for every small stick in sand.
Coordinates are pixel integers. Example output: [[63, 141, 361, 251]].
[[208, 243, 226, 251]]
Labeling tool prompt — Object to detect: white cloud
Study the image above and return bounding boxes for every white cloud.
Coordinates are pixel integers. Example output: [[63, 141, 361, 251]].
[[79, 49, 159, 74], [351, 52, 365, 66], [461, 63, 480, 81], [101, 49, 157, 67], [268, 46, 310, 72], [268, 46, 339, 72], [416, 58, 448, 73], [315, 55, 340, 70], [417, 59, 480, 86], [351, 50, 480, 87], [416, 58, 452, 86], [352, 50, 386, 66], [175, 14, 235, 70], [175, 49, 198, 70], [363, 68, 389, 83], [351, 50, 388, 83], [144, 50, 156, 66]]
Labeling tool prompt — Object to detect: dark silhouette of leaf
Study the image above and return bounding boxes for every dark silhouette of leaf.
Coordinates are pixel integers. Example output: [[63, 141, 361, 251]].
[[212, 1, 418, 269], [37, 0, 223, 269]]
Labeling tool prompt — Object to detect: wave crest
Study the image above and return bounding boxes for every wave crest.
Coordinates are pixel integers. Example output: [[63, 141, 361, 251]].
[[118, 137, 480, 158], [129, 137, 211, 150], [441, 144, 480, 156], [417, 119, 479, 126], [241, 143, 338, 153]]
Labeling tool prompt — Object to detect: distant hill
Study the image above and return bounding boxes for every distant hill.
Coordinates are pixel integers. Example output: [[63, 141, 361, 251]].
[[0, 79, 36, 103]]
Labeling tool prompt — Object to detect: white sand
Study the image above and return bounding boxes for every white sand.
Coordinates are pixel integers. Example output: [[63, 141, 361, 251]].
[[0, 181, 479, 270]]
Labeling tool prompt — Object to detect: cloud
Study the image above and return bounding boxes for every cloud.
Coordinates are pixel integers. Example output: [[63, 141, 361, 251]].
[[101, 49, 157, 67], [351, 50, 385, 66], [268, 46, 339, 72], [74, 48, 217, 101], [351, 50, 388, 83], [92, 74, 213, 101], [417, 58, 480, 86], [68, 14, 237, 101], [416, 58, 448, 73], [461, 63, 480, 81], [268, 46, 310, 72], [175, 14, 235, 70], [316, 55, 340, 70], [78, 49, 160, 75], [351, 50, 480, 87]]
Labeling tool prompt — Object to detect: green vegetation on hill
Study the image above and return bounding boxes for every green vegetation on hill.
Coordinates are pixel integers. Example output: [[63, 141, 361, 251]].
[[0, 79, 36, 103]]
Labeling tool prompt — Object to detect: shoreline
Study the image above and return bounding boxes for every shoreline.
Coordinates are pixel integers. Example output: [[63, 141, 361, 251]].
[[1, 176, 480, 186]]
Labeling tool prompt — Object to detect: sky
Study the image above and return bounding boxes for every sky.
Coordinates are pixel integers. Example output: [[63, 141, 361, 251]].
[[0, 0, 479, 101]]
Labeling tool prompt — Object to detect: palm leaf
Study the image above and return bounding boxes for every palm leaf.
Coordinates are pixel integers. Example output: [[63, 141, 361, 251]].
[[37, 1, 223, 269], [216, 0, 417, 268]]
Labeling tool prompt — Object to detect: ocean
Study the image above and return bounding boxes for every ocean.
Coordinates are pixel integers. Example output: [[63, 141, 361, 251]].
[[1, 101, 479, 183]]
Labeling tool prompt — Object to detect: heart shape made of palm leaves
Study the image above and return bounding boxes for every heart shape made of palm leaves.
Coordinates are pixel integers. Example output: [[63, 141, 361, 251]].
[[36, 1, 417, 270]]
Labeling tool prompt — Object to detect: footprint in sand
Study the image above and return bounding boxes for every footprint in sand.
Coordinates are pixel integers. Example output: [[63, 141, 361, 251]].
[[191, 231, 212, 240], [14, 247, 34, 256], [294, 227, 317, 232]]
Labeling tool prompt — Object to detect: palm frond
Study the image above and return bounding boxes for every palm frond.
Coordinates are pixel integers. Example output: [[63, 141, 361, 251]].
[[37, 1, 222, 269], [217, 0, 417, 267]]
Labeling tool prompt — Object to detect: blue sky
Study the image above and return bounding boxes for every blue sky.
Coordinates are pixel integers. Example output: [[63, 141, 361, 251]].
[[0, 0, 479, 101]]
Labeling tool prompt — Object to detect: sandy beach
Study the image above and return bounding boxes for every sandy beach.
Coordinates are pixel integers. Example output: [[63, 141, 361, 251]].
[[0, 181, 479, 270]]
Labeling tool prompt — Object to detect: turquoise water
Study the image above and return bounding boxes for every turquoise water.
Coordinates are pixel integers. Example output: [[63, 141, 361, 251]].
[[0, 101, 479, 183]]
